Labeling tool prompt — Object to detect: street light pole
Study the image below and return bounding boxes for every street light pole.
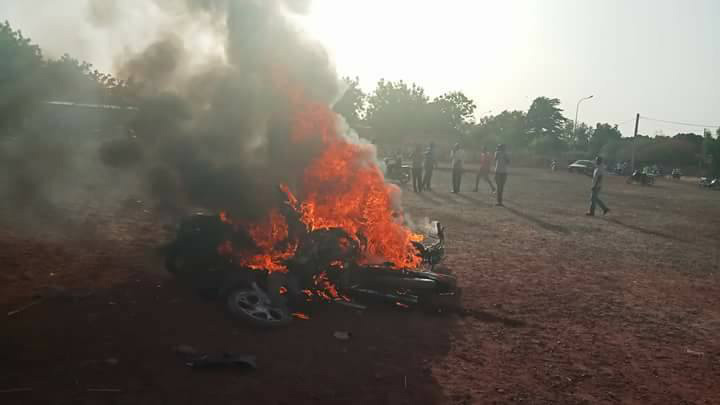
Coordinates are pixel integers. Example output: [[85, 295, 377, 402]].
[[573, 95, 594, 143]]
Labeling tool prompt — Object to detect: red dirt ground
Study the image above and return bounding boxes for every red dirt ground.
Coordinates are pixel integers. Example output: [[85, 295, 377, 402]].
[[2, 168, 720, 404]]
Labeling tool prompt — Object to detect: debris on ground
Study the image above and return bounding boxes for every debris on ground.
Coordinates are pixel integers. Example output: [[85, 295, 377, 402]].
[[686, 348, 705, 356], [0, 388, 32, 393], [7, 299, 44, 317], [175, 347, 257, 370], [174, 345, 198, 356], [333, 331, 351, 340]]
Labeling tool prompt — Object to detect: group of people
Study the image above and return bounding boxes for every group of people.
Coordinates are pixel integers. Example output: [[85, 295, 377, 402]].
[[399, 142, 611, 214], [408, 143, 511, 206]]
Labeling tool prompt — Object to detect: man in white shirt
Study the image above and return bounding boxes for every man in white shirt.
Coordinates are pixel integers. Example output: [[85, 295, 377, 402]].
[[587, 156, 610, 216], [450, 143, 465, 193]]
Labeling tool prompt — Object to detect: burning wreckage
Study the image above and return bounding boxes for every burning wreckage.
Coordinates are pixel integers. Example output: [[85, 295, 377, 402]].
[[165, 189, 458, 327]]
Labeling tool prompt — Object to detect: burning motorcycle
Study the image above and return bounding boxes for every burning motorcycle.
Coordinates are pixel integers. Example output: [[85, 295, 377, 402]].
[[164, 214, 456, 327], [626, 169, 654, 186]]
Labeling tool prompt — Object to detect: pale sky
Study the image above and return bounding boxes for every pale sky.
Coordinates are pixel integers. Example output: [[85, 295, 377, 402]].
[[2, 0, 719, 136]]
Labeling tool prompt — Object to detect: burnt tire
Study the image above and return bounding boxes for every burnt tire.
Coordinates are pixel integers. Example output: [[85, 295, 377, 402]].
[[224, 284, 291, 328]]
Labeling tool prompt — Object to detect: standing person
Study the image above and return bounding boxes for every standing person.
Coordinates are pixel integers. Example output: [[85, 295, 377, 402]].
[[422, 142, 436, 191], [450, 143, 465, 193], [586, 156, 610, 216], [410, 144, 424, 192], [494, 144, 510, 206], [474, 146, 496, 193]]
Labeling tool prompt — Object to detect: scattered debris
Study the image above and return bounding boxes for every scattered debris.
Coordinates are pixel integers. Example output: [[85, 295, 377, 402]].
[[174, 345, 198, 356], [292, 312, 311, 320], [0, 388, 32, 393], [333, 331, 351, 340], [7, 299, 44, 317], [334, 300, 367, 310], [686, 348, 705, 356], [183, 353, 257, 370]]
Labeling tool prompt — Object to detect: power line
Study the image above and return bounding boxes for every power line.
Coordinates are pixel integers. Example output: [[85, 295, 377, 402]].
[[640, 115, 720, 130]]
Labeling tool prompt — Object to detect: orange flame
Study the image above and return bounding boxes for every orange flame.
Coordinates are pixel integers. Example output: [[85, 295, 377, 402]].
[[218, 71, 424, 276], [281, 78, 422, 269], [217, 209, 297, 273]]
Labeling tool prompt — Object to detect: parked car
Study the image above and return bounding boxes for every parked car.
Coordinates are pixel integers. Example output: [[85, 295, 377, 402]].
[[568, 160, 595, 175]]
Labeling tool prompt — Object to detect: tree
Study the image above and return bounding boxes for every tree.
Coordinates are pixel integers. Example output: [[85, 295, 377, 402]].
[[472, 110, 527, 149], [333, 76, 366, 126], [563, 121, 593, 151], [673, 132, 703, 153], [426, 91, 476, 136], [0, 21, 44, 129], [589, 123, 622, 156], [704, 130, 720, 177], [526, 97, 567, 155], [364, 79, 428, 139]]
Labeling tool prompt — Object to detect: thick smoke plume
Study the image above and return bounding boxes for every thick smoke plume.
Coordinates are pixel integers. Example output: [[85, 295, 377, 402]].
[[98, 0, 344, 220]]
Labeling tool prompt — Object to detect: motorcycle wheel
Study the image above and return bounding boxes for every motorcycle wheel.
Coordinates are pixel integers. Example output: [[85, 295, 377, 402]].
[[224, 283, 291, 327]]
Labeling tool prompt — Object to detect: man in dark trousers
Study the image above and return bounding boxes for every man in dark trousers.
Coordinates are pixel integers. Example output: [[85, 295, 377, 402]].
[[422, 142, 436, 191], [586, 156, 610, 216], [474, 146, 496, 193], [494, 144, 510, 206], [410, 144, 424, 192], [450, 143, 465, 193]]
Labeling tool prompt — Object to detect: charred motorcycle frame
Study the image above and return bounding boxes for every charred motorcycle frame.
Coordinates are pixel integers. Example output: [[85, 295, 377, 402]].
[[164, 214, 457, 327]]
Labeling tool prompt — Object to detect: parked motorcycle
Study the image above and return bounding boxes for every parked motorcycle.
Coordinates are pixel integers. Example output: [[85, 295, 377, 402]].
[[699, 177, 720, 189], [671, 168, 682, 180], [164, 214, 457, 327], [384, 157, 411, 185], [626, 169, 654, 185]]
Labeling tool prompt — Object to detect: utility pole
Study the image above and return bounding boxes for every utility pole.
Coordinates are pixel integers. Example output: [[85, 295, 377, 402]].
[[631, 113, 640, 172]]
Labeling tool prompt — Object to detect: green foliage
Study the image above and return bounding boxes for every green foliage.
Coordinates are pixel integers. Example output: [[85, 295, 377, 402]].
[[526, 97, 567, 155], [472, 110, 527, 149], [526, 97, 567, 138], [1, 21, 134, 132], [427, 91, 476, 136], [589, 123, 622, 156], [365, 79, 429, 138], [0, 21, 45, 128], [333, 76, 366, 126], [564, 121, 593, 151], [704, 131, 720, 176]]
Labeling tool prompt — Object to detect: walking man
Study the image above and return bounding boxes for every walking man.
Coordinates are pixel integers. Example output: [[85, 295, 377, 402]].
[[411, 144, 424, 192], [422, 142, 436, 191], [586, 156, 610, 216], [451, 143, 465, 193], [474, 146, 496, 193], [494, 144, 510, 206]]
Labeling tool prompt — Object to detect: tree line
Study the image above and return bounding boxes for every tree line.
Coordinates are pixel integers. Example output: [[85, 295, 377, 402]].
[[1, 21, 719, 176], [335, 77, 720, 175]]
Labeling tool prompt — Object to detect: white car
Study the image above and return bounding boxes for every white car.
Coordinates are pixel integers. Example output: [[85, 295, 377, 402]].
[[568, 160, 595, 175]]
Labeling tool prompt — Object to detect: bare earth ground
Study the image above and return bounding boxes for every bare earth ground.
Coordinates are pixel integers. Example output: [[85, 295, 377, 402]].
[[2, 168, 720, 404]]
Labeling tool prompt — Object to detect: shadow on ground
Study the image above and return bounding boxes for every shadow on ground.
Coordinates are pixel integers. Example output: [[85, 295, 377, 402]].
[[1, 270, 457, 404]]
